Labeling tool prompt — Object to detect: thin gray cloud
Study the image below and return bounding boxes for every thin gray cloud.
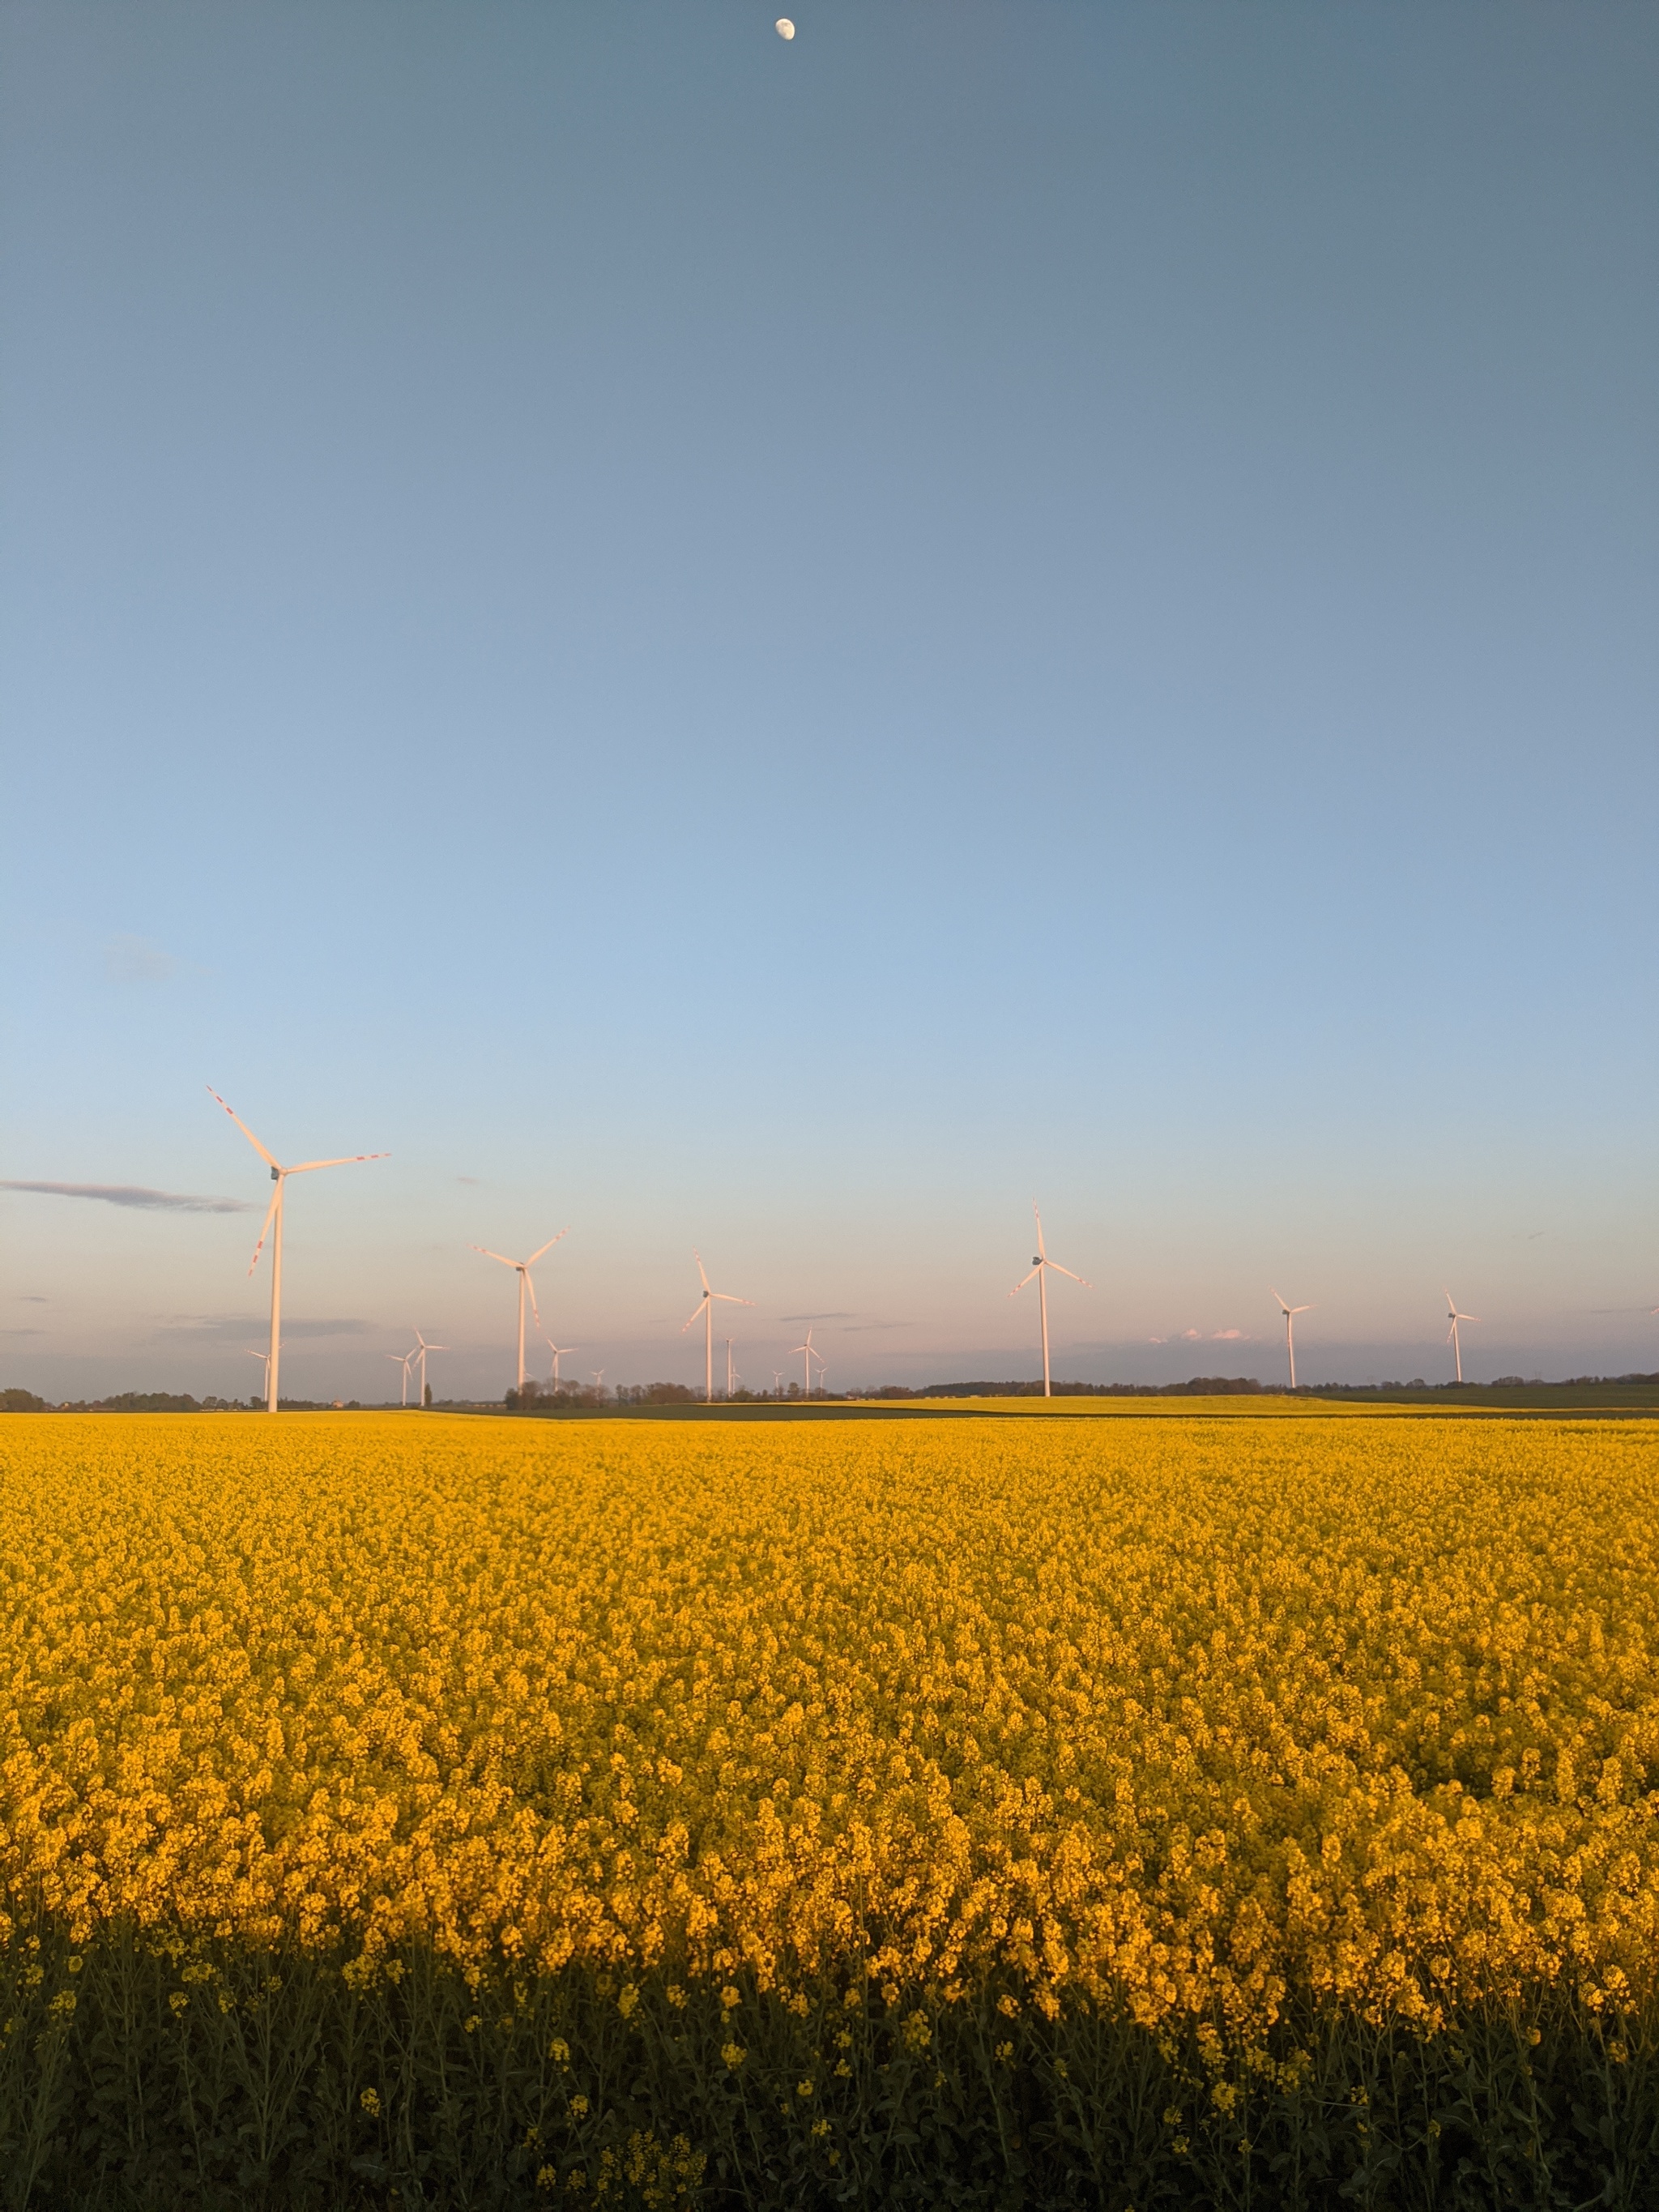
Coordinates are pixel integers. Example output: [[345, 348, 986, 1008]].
[[158, 1313, 371, 1339], [842, 1321, 912, 1333], [17, 1295, 47, 1303], [778, 1312, 855, 1322], [104, 935, 177, 983], [1, 1181, 254, 1215]]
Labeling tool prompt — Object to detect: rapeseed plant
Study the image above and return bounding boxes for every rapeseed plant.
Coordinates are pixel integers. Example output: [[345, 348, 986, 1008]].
[[0, 1408, 1655, 2206]]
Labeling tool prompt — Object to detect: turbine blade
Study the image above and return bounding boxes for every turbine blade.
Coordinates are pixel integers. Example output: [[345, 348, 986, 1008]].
[[247, 1186, 279, 1275], [524, 1270, 542, 1327], [471, 1247, 518, 1268], [694, 1249, 711, 1293], [682, 1303, 707, 1331], [287, 1151, 390, 1173], [711, 1292, 755, 1306], [1032, 1202, 1047, 1258], [527, 1230, 569, 1265], [1270, 1288, 1289, 1313], [207, 1085, 282, 1172], [1010, 1268, 1039, 1296], [1047, 1262, 1091, 1287]]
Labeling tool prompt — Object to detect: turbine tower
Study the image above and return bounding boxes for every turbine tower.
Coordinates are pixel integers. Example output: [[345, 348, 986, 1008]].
[[725, 1338, 739, 1399], [1272, 1289, 1311, 1390], [1445, 1289, 1479, 1385], [412, 1330, 446, 1407], [386, 1347, 416, 1407], [209, 1087, 388, 1413], [1011, 1203, 1091, 1399], [683, 1251, 753, 1403], [471, 1232, 568, 1392]]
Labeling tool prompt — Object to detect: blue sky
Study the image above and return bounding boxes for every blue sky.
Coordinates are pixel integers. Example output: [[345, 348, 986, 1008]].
[[3, 1, 1656, 1400]]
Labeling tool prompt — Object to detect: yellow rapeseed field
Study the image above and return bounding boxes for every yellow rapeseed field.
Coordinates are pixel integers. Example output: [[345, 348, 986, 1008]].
[[2, 1408, 1657, 2042]]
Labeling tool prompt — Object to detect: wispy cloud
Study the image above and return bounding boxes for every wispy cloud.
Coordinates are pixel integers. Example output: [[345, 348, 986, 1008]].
[[158, 1313, 371, 1339], [779, 1312, 855, 1322], [457, 1176, 481, 1185], [104, 935, 177, 984], [1, 1181, 253, 1215], [1211, 1328, 1245, 1340], [842, 1320, 912, 1333]]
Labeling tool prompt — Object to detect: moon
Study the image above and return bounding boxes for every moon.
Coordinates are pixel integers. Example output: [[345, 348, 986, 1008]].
[[775, 18, 795, 37]]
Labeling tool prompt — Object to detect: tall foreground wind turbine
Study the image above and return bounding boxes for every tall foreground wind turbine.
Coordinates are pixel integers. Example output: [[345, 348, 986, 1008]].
[[471, 1232, 568, 1392], [1011, 1203, 1091, 1399], [1272, 1290, 1311, 1390], [209, 1087, 387, 1413], [1445, 1290, 1479, 1384], [683, 1251, 753, 1403], [412, 1330, 446, 1406]]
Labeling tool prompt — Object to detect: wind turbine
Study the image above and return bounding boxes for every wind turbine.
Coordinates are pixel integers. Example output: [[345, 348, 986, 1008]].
[[724, 1338, 739, 1399], [1011, 1203, 1092, 1399], [385, 1347, 416, 1407], [790, 1325, 821, 1398], [1272, 1290, 1311, 1390], [412, 1330, 446, 1407], [208, 1087, 388, 1414], [471, 1232, 568, 1392], [771, 1369, 784, 1397], [1445, 1290, 1479, 1385], [683, 1251, 753, 1403], [245, 1346, 280, 1401], [543, 1336, 579, 1386], [590, 1368, 605, 1391]]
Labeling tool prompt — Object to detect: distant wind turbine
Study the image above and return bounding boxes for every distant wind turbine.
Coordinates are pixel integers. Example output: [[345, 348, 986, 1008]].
[[683, 1251, 753, 1403], [1011, 1203, 1091, 1399], [790, 1325, 821, 1398], [412, 1330, 446, 1407], [471, 1232, 568, 1391], [245, 1346, 279, 1400], [385, 1347, 416, 1407], [725, 1338, 739, 1399], [590, 1369, 605, 1390], [1444, 1290, 1479, 1385], [208, 1087, 388, 1413], [1272, 1289, 1311, 1390], [544, 1337, 579, 1386]]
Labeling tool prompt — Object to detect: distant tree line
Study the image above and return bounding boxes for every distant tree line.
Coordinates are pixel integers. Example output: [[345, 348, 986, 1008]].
[[0, 1390, 371, 1413]]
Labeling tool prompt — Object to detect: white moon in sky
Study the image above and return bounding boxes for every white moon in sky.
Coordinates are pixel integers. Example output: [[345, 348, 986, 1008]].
[[775, 18, 795, 37]]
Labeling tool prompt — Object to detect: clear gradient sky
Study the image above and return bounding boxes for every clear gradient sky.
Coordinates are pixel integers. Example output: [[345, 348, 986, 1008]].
[[2, 2, 1656, 1402]]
